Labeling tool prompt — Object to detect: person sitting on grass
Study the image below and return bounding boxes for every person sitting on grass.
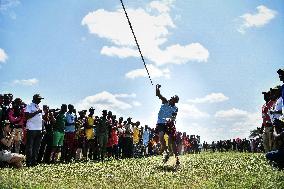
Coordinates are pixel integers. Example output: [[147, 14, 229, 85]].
[[0, 120, 25, 168]]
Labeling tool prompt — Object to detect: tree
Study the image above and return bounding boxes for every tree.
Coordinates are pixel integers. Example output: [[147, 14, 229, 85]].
[[249, 127, 262, 139]]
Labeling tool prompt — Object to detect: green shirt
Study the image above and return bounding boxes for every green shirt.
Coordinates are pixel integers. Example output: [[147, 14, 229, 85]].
[[54, 112, 66, 132]]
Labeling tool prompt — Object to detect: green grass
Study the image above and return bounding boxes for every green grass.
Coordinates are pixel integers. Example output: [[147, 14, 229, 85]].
[[0, 152, 283, 189]]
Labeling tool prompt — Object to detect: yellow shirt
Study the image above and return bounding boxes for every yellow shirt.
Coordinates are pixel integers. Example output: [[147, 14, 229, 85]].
[[86, 116, 94, 140], [133, 127, 140, 144], [164, 134, 169, 146]]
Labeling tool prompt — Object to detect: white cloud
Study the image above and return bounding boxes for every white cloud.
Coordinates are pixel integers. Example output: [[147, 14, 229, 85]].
[[178, 103, 210, 119], [149, 1, 171, 13], [75, 91, 133, 112], [0, 48, 8, 63], [12, 78, 39, 86], [101, 46, 139, 58], [125, 64, 170, 79], [238, 5, 277, 34], [132, 101, 142, 107], [214, 110, 261, 140], [215, 108, 248, 120], [0, 0, 20, 11], [81, 1, 209, 66], [188, 93, 229, 104], [114, 93, 137, 98]]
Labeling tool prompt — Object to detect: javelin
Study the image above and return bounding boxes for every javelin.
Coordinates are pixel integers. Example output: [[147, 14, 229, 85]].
[[120, 0, 154, 86]]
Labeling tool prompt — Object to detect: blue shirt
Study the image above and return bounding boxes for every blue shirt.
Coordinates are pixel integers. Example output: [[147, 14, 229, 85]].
[[157, 103, 178, 124], [143, 130, 150, 146], [65, 112, 76, 133]]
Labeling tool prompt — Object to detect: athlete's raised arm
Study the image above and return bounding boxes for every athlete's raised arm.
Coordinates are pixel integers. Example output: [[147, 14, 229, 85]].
[[156, 84, 168, 104]]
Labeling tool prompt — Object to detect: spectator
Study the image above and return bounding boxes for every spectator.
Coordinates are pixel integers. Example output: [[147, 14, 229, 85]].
[[124, 117, 133, 158], [142, 125, 150, 156], [117, 117, 125, 158], [25, 94, 44, 167], [277, 69, 284, 104], [75, 110, 87, 161], [1, 94, 12, 126], [37, 105, 55, 164], [51, 104, 67, 162], [85, 107, 95, 160], [133, 121, 140, 157], [63, 104, 77, 162], [266, 120, 284, 169], [269, 87, 282, 149], [0, 120, 25, 168], [97, 110, 109, 161], [8, 98, 25, 153]]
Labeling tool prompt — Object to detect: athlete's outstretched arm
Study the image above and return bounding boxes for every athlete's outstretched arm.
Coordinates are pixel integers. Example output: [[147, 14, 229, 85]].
[[156, 84, 167, 104]]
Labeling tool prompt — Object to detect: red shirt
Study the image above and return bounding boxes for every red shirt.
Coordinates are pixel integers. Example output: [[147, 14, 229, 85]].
[[262, 100, 275, 127], [8, 108, 25, 128]]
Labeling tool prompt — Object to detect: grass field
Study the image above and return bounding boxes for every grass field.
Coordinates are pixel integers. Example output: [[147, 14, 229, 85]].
[[0, 152, 283, 189]]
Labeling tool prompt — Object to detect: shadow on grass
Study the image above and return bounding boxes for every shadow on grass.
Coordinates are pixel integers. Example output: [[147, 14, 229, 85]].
[[155, 165, 178, 172]]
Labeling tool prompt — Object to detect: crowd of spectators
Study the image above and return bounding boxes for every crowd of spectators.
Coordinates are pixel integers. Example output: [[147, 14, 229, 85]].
[[1, 69, 283, 169], [0, 93, 199, 168], [260, 69, 284, 169], [202, 138, 263, 153]]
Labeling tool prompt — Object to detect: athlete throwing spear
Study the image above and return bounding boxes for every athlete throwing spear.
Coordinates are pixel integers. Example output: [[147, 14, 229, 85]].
[[155, 84, 180, 166]]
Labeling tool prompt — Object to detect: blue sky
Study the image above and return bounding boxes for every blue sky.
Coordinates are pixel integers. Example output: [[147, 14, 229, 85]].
[[1, 0, 283, 142]]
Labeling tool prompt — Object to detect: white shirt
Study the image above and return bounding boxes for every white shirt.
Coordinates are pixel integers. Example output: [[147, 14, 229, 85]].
[[269, 97, 283, 122], [25, 102, 43, 130]]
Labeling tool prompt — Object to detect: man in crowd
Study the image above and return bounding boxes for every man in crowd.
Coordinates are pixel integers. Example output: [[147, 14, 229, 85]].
[[266, 69, 284, 169], [37, 105, 55, 164], [262, 90, 273, 152], [97, 110, 109, 161], [25, 94, 44, 167], [124, 117, 133, 158], [277, 69, 284, 103], [51, 104, 67, 162], [75, 110, 87, 161], [133, 121, 140, 157], [266, 119, 284, 169], [0, 120, 25, 168], [85, 107, 95, 160], [64, 104, 77, 162], [142, 125, 150, 156], [155, 84, 179, 165]]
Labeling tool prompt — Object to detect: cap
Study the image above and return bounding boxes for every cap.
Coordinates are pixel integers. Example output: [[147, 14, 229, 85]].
[[33, 94, 44, 100], [79, 110, 87, 114], [262, 91, 270, 95], [272, 85, 282, 90], [89, 107, 95, 111], [3, 94, 10, 99], [277, 69, 284, 75]]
